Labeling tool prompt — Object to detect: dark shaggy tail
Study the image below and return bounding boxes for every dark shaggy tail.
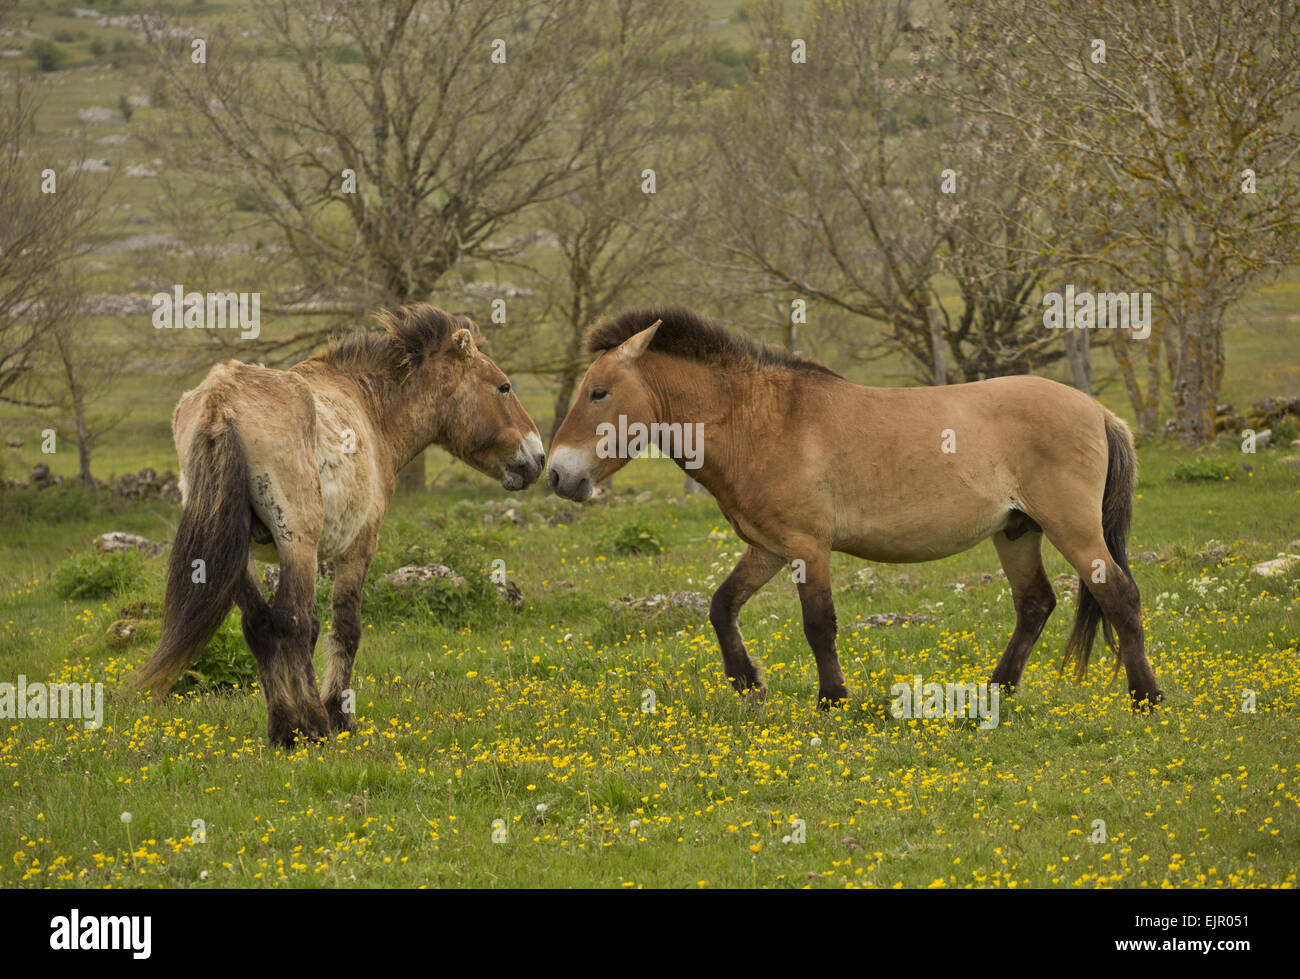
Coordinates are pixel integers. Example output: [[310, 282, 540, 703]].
[[1062, 412, 1136, 681], [121, 410, 251, 698]]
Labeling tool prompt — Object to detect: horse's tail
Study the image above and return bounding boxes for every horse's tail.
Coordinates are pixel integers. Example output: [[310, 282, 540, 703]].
[[1063, 411, 1136, 681], [122, 404, 251, 698]]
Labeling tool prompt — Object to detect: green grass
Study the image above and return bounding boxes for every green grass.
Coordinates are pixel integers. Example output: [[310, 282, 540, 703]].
[[2, 442, 1297, 888], [1, 0, 1297, 890]]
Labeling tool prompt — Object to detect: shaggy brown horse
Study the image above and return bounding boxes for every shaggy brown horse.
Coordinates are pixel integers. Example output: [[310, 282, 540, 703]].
[[125, 305, 545, 746], [547, 308, 1162, 711]]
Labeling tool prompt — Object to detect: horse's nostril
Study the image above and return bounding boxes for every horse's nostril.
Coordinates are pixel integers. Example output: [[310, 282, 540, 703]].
[[547, 468, 560, 489]]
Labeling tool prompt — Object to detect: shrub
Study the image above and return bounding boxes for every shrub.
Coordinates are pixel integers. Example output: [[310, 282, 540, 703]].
[[1171, 457, 1237, 482], [174, 613, 258, 694], [53, 550, 144, 600], [232, 187, 263, 212], [610, 521, 664, 555], [29, 39, 67, 73], [149, 73, 169, 107], [1270, 417, 1299, 446], [367, 566, 497, 628]]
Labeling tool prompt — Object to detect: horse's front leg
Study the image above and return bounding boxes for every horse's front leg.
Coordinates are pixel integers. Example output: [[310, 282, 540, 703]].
[[796, 551, 847, 708], [709, 545, 785, 701], [321, 532, 377, 734]]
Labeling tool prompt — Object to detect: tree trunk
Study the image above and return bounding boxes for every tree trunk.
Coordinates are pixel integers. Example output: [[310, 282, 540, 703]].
[[1065, 328, 1091, 394], [927, 306, 946, 385], [52, 329, 94, 487], [549, 309, 588, 442], [549, 362, 581, 444], [1139, 323, 1161, 436], [73, 389, 92, 487]]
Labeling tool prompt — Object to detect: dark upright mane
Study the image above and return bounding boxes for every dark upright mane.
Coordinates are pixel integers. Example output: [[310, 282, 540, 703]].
[[313, 304, 479, 380], [587, 307, 840, 377]]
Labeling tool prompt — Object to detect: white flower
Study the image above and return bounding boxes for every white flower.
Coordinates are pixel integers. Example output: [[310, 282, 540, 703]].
[[120, 811, 132, 824], [536, 803, 548, 814], [810, 737, 822, 748]]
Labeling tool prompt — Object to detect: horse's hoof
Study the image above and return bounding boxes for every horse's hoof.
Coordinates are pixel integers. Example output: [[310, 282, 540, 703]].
[[328, 707, 357, 734], [817, 688, 848, 710], [746, 685, 767, 706], [269, 715, 330, 749], [989, 673, 1017, 695], [1130, 688, 1164, 712]]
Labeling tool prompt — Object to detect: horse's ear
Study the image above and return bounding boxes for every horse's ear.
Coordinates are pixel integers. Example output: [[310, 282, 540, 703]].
[[451, 328, 476, 359], [455, 315, 490, 352], [616, 318, 662, 363]]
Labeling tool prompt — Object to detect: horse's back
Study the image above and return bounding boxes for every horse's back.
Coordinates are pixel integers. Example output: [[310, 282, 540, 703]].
[[813, 373, 1113, 561], [174, 360, 318, 479]]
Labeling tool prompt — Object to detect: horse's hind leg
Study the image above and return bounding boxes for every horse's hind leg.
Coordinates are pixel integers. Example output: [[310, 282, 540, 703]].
[[321, 534, 377, 734], [235, 559, 296, 740], [1041, 520, 1161, 708], [240, 556, 291, 733], [263, 542, 330, 747], [710, 545, 784, 700], [796, 549, 847, 708], [988, 529, 1056, 693]]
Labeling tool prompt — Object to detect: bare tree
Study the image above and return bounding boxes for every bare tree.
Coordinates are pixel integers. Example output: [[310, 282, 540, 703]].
[[507, 0, 700, 440], [0, 80, 97, 407], [0, 66, 112, 483], [146, 0, 618, 486], [695, 0, 1078, 383], [954, 0, 1300, 443], [147, 0, 614, 308]]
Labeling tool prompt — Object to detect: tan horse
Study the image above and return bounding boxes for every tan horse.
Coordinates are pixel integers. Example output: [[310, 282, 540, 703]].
[[124, 305, 545, 746], [547, 308, 1162, 710]]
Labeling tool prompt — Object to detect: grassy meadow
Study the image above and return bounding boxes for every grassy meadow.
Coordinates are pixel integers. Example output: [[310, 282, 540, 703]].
[[2, 439, 1298, 888], [1, 0, 1298, 890]]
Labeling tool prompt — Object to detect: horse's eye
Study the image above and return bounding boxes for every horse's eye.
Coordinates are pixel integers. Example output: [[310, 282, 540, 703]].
[[497, 382, 511, 395], [590, 388, 609, 403]]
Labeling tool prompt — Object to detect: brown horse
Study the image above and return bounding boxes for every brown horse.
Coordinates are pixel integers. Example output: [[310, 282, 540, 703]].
[[547, 308, 1162, 711], [124, 304, 545, 746]]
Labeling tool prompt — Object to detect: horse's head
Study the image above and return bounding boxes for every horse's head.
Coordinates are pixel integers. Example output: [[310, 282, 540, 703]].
[[547, 319, 661, 502], [423, 314, 544, 490]]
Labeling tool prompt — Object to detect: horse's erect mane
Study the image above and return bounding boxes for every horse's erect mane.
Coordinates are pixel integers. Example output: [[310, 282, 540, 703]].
[[313, 303, 480, 379], [586, 307, 841, 377]]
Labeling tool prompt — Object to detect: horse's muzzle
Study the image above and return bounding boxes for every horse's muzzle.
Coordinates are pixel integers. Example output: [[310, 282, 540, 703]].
[[501, 433, 545, 490], [544, 447, 593, 502]]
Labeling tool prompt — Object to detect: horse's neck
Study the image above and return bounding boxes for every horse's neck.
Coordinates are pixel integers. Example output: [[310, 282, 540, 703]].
[[384, 393, 444, 472], [647, 364, 789, 503], [345, 369, 443, 474]]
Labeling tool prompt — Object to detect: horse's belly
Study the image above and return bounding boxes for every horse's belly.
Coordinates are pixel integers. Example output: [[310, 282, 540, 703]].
[[835, 507, 1010, 563], [317, 464, 373, 558]]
